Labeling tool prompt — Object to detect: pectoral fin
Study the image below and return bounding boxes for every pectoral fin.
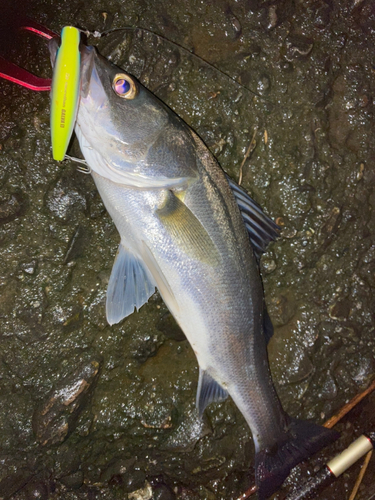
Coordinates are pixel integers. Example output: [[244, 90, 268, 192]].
[[106, 243, 156, 325], [196, 368, 228, 418], [157, 191, 219, 265]]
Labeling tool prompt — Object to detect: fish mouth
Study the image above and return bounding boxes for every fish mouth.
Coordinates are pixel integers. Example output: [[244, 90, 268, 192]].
[[48, 37, 59, 68], [79, 45, 96, 98]]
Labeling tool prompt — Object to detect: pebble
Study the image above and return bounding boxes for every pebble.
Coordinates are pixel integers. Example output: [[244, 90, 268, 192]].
[[128, 480, 153, 500], [32, 359, 101, 446]]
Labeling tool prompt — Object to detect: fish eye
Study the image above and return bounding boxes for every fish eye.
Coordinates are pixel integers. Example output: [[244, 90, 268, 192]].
[[112, 74, 138, 99]]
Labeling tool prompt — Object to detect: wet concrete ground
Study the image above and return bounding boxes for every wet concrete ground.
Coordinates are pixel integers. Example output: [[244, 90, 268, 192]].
[[0, 0, 374, 499]]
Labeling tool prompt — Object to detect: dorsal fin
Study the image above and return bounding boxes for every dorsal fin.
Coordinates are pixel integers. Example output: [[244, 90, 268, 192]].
[[263, 307, 274, 345], [227, 176, 280, 261]]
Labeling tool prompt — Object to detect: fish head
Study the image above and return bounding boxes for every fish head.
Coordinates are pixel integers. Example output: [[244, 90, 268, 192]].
[[49, 39, 197, 188]]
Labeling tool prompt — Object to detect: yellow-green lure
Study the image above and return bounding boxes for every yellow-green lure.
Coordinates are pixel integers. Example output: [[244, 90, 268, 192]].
[[50, 26, 81, 161]]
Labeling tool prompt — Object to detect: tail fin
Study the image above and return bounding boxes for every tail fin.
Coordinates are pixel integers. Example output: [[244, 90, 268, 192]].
[[255, 417, 339, 500]]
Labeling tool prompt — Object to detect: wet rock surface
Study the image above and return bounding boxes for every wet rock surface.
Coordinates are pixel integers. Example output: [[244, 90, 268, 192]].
[[0, 1, 374, 499]]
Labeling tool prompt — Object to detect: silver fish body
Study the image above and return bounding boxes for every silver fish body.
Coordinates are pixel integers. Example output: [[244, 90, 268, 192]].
[[49, 41, 338, 499], [88, 129, 284, 450]]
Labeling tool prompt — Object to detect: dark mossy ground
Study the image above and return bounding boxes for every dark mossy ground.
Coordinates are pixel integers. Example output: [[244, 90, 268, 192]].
[[0, 1, 374, 499]]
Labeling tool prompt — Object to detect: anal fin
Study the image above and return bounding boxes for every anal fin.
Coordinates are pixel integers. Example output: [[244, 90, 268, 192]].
[[106, 243, 156, 325], [196, 368, 228, 418]]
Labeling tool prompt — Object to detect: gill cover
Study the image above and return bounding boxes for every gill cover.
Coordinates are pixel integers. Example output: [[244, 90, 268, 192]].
[[76, 46, 199, 189]]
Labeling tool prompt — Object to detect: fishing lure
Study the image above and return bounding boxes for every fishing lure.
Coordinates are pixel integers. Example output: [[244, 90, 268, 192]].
[[50, 26, 80, 161]]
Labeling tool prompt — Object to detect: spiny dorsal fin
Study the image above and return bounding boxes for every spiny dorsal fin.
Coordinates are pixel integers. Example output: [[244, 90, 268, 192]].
[[106, 243, 156, 325], [227, 176, 280, 261], [196, 368, 228, 417]]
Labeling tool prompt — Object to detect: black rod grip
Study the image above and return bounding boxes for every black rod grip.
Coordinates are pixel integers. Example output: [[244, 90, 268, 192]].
[[285, 467, 335, 500]]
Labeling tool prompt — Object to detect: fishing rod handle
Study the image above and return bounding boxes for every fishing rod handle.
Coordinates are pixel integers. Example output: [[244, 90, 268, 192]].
[[285, 467, 335, 500], [285, 433, 374, 500]]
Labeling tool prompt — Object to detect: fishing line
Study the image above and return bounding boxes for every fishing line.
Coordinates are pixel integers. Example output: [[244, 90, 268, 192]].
[[79, 25, 268, 101]]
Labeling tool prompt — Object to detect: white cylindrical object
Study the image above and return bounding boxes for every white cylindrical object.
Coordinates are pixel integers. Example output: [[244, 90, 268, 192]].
[[328, 435, 373, 477]]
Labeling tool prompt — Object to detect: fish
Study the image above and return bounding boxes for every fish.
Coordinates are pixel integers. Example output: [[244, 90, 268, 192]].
[[49, 39, 339, 499]]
